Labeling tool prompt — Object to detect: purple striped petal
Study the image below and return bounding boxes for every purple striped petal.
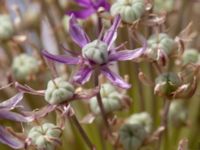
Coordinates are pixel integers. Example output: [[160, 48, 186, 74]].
[[0, 93, 23, 110], [103, 15, 121, 49], [42, 50, 80, 64], [69, 15, 90, 47], [0, 110, 33, 122], [67, 8, 95, 19], [73, 66, 93, 84], [0, 126, 24, 149], [101, 67, 131, 89]]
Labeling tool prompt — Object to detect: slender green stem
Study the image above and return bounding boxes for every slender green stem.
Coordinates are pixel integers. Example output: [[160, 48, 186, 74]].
[[156, 100, 171, 150]]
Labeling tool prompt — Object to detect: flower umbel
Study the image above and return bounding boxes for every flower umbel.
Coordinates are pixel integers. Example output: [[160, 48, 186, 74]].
[[42, 15, 146, 89]]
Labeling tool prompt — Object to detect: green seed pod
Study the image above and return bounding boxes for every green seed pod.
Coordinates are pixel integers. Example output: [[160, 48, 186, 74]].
[[146, 33, 176, 60], [45, 77, 75, 105], [12, 54, 39, 81], [28, 123, 62, 150], [89, 83, 124, 114], [126, 112, 152, 133], [0, 15, 14, 40], [155, 72, 181, 98], [182, 49, 199, 65], [111, 0, 145, 23], [168, 100, 188, 127], [119, 123, 147, 150], [82, 40, 108, 64]]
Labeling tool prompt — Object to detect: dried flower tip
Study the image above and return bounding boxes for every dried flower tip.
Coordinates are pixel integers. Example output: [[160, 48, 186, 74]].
[[182, 49, 200, 65], [126, 112, 152, 133], [89, 83, 128, 114], [111, 0, 145, 23], [82, 40, 108, 64], [28, 123, 62, 150], [119, 123, 147, 150], [12, 54, 39, 81], [145, 33, 177, 61], [0, 14, 14, 40], [168, 100, 188, 127], [45, 77, 75, 105], [154, 72, 181, 99]]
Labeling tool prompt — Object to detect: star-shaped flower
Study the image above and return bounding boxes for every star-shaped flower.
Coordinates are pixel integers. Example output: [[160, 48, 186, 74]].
[[42, 15, 146, 89]]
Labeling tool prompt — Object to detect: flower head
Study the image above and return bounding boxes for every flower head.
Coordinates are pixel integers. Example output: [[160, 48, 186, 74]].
[[67, 0, 110, 19], [42, 15, 146, 89]]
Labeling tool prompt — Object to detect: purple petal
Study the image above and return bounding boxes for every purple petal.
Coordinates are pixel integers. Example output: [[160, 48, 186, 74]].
[[67, 8, 95, 19], [21, 105, 56, 120], [0, 93, 23, 110], [0, 110, 33, 122], [69, 15, 90, 47], [42, 50, 80, 64], [109, 48, 145, 61], [0, 126, 24, 149], [109, 33, 147, 61], [74, 0, 91, 7], [101, 67, 131, 89], [103, 15, 121, 49], [73, 66, 93, 84]]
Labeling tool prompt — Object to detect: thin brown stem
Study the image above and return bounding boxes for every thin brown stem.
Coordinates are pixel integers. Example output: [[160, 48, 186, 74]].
[[71, 115, 95, 150], [94, 70, 112, 136]]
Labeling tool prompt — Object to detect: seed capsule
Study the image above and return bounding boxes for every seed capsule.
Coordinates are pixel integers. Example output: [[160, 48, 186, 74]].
[[155, 72, 181, 98], [146, 33, 177, 61], [182, 49, 199, 65], [12, 54, 39, 81], [45, 77, 75, 105], [111, 0, 145, 23], [89, 83, 126, 114], [28, 123, 62, 150], [82, 40, 108, 65]]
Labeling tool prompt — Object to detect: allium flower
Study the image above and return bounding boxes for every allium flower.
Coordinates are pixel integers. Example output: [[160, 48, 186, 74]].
[[0, 93, 33, 149], [67, 0, 110, 19], [42, 15, 146, 89]]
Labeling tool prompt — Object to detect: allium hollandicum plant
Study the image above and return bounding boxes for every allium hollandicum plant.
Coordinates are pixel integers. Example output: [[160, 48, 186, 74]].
[[0, 0, 200, 150]]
